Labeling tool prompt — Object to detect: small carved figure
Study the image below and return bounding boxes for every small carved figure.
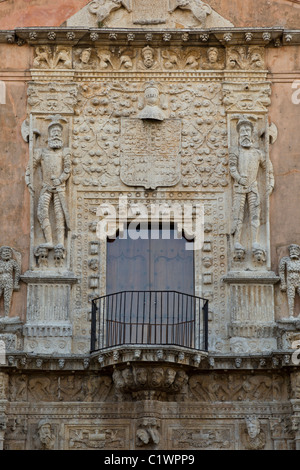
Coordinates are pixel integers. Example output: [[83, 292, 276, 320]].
[[136, 418, 160, 447], [169, 0, 212, 27], [138, 46, 159, 70], [233, 244, 246, 262], [35, 419, 55, 450], [229, 115, 274, 257], [27, 115, 71, 250], [77, 48, 93, 68], [279, 244, 300, 318], [207, 47, 219, 65], [244, 416, 266, 450], [0, 246, 20, 318], [53, 244, 66, 267], [88, 259, 99, 272], [33, 46, 52, 68], [252, 246, 266, 263], [34, 245, 49, 268], [138, 83, 166, 121]]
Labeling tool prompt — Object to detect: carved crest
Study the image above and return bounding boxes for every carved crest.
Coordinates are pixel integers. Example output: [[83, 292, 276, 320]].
[[120, 118, 181, 189]]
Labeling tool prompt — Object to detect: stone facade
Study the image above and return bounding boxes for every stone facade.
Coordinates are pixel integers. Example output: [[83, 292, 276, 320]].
[[0, 0, 300, 451]]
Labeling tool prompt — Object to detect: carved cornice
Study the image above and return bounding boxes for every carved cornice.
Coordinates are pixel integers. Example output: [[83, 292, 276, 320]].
[[21, 271, 79, 285], [0, 350, 296, 372], [0, 27, 299, 47], [222, 271, 280, 284]]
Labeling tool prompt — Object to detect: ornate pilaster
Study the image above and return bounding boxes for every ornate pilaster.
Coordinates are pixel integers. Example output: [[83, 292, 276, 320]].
[[222, 46, 279, 352], [0, 372, 8, 450]]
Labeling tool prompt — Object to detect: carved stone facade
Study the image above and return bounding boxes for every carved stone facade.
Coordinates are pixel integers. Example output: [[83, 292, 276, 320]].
[[0, 0, 300, 451]]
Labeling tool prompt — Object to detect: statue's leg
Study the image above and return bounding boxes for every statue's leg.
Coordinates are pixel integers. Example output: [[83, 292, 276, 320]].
[[53, 193, 65, 247], [37, 190, 53, 247], [0, 285, 3, 317], [3, 286, 13, 317], [248, 191, 261, 248], [287, 283, 296, 318], [232, 193, 246, 248]]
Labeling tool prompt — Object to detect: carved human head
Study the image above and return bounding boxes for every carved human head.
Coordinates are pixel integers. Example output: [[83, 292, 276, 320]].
[[142, 46, 155, 68], [122, 367, 135, 387], [233, 243, 246, 261], [37, 419, 54, 448], [237, 117, 254, 148], [0, 246, 12, 261], [144, 83, 160, 106], [246, 416, 260, 439], [48, 122, 63, 149], [136, 428, 149, 445], [252, 247, 266, 263], [88, 259, 99, 271], [207, 47, 219, 64], [134, 367, 148, 386], [80, 48, 92, 64], [150, 367, 164, 387], [289, 244, 300, 260], [203, 256, 213, 268], [165, 368, 177, 386]]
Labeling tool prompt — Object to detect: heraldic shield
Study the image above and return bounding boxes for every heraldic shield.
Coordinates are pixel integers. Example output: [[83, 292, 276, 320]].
[[120, 118, 182, 190]]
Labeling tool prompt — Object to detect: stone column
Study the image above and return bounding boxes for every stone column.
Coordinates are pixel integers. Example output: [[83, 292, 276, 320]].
[[0, 372, 9, 450]]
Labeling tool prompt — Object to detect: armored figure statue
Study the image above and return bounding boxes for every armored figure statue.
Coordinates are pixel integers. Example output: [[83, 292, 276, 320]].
[[27, 116, 71, 251], [229, 116, 274, 258], [279, 244, 300, 318], [0, 246, 20, 318]]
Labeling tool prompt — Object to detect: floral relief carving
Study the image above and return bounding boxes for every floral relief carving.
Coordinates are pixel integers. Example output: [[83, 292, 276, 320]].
[[226, 46, 265, 71], [72, 46, 225, 71], [33, 46, 72, 69]]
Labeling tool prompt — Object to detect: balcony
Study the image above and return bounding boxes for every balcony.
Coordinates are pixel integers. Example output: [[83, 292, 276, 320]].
[[90, 291, 208, 353]]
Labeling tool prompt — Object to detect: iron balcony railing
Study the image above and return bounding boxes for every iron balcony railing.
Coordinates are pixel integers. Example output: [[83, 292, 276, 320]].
[[91, 291, 208, 353]]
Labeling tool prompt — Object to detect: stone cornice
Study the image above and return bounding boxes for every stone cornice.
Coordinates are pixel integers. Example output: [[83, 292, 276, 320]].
[[0, 27, 299, 47], [0, 349, 295, 372]]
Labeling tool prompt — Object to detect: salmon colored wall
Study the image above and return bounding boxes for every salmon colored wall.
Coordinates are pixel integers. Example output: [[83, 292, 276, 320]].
[[266, 46, 300, 278], [0, 44, 31, 319], [0, 0, 89, 29], [0, 0, 299, 29]]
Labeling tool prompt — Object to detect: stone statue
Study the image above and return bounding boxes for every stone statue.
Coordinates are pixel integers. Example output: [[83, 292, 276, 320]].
[[169, 0, 212, 27], [229, 115, 274, 257], [28, 115, 71, 252], [0, 246, 20, 318], [138, 83, 166, 121], [279, 244, 300, 318]]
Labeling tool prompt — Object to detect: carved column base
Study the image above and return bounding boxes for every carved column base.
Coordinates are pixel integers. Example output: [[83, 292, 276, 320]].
[[223, 271, 279, 353], [0, 318, 23, 353], [21, 272, 78, 354]]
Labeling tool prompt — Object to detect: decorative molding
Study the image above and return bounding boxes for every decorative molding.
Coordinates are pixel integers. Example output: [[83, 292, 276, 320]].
[[6, 28, 300, 48]]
